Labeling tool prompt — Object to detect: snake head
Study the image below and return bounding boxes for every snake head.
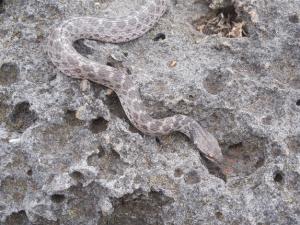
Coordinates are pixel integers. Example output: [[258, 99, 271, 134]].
[[190, 123, 223, 164], [195, 137, 223, 164], [194, 134, 223, 164]]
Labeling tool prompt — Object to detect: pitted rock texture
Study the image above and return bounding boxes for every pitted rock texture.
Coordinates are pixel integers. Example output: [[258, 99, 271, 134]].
[[0, 0, 299, 224]]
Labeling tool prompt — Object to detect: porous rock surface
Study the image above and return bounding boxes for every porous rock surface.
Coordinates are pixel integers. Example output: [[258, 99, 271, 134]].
[[0, 0, 299, 224]]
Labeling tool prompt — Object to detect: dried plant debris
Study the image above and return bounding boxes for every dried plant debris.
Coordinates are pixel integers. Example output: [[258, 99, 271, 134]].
[[193, 4, 248, 38]]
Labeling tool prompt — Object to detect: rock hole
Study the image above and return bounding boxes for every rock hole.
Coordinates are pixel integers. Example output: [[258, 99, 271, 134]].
[[87, 153, 99, 167], [193, 1, 248, 38], [4, 210, 30, 225], [8, 102, 37, 132], [99, 191, 173, 225], [73, 40, 94, 56], [88, 147, 126, 175], [184, 170, 200, 184], [1, 177, 27, 203], [64, 110, 83, 126], [153, 33, 166, 41], [0, 101, 9, 123], [215, 211, 224, 220], [155, 137, 161, 144], [70, 171, 84, 181], [104, 91, 127, 119], [87, 148, 108, 167], [254, 157, 265, 169], [289, 14, 299, 23], [51, 194, 65, 203], [174, 168, 183, 177], [296, 99, 300, 106], [106, 152, 120, 175], [261, 115, 272, 125], [285, 135, 300, 154], [106, 56, 125, 70], [273, 171, 284, 184], [111, 149, 121, 159], [106, 62, 115, 68], [222, 138, 266, 178], [203, 70, 230, 94], [89, 117, 108, 133], [188, 94, 194, 99], [0, 62, 19, 85], [126, 68, 132, 75], [217, 4, 238, 21], [203, 157, 227, 182], [0, 0, 4, 14], [27, 169, 33, 176], [97, 145, 106, 158]]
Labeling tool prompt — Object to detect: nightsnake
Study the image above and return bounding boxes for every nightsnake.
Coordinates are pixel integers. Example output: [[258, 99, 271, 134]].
[[47, 0, 223, 163]]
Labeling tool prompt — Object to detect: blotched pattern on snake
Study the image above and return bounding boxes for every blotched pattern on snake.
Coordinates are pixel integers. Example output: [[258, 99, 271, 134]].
[[47, 0, 223, 162]]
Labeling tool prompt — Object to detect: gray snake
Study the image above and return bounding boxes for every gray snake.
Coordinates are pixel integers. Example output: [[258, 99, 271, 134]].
[[47, 0, 223, 163]]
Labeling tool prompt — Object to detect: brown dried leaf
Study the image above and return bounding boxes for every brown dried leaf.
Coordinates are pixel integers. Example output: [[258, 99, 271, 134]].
[[227, 21, 245, 38]]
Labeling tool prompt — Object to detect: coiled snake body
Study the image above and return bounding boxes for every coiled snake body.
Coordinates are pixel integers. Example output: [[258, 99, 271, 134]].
[[47, 0, 223, 163]]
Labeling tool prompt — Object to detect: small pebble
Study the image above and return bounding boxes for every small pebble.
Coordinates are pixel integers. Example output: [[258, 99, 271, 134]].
[[168, 60, 177, 68]]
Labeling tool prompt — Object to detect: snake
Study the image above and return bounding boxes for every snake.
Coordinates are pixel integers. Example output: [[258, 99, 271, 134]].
[[47, 0, 223, 163]]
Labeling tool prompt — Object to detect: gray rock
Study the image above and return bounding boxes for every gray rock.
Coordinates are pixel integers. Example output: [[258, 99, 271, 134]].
[[0, 0, 299, 224]]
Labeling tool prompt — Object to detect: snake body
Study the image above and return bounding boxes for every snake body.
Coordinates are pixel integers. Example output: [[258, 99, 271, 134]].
[[47, 0, 223, 162]]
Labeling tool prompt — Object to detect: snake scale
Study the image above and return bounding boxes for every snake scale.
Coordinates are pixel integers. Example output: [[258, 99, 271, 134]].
[[47, 0, 223, 163]]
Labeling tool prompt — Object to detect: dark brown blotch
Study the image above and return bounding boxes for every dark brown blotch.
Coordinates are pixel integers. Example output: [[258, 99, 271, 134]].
[[162, 125, 170, 133], [122, 79, 132, 90], [165, 117, 173, 125], [173, 119, 180, 129], [117, 21, 126, 28], [181, 117, 190, 125], [141, 124, 148, 131], [74, 68, 81, 73], [87, 73, 96, 79], [132, 112, 139, 120], [67, 56, 78, 66], [82, 65, 93, 73], [129, 18, 137, 26], [64, 69, 70, 74], [127, 89, 136, 98], [139, 113, 148, 123], [150, 120, 162, 131], [155, 120, 163, 127]]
